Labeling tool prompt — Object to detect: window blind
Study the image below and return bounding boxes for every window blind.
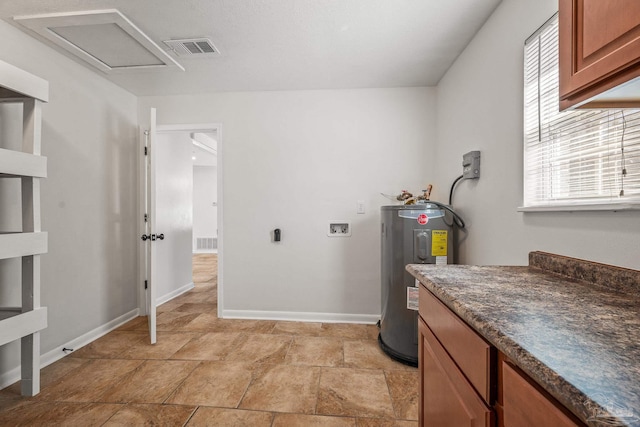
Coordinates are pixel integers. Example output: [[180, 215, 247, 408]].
[[523, 15, 640, 208]]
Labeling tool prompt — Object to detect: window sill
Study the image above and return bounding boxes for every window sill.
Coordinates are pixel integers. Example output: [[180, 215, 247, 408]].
[[518, 203, 640, 212]]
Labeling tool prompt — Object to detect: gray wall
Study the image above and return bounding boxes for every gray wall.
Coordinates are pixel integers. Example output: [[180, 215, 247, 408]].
[[433, 0, 640, 270], [139, 88, 436, 321]]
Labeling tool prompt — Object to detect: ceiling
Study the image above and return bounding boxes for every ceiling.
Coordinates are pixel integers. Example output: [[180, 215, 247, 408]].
[[0, 0, 502, 97]]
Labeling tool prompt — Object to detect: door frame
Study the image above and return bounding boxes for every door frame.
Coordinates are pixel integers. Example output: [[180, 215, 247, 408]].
[[138, 122, 224, 318]]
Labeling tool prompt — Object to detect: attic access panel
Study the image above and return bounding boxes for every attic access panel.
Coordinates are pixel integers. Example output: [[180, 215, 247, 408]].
[[13, 9, 184, 73]]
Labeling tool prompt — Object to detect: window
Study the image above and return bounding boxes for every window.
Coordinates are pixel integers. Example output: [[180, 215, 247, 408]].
[[522, 14, 640, 210]]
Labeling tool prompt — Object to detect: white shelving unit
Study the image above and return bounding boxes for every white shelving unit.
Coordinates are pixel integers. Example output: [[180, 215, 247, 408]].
[[0, 59, 48, 396]]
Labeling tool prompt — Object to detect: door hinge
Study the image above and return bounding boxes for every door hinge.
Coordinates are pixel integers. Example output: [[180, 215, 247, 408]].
[[144, 280, 148, 289], [144, 146, 148, 155], [144, 213, 148, 223]]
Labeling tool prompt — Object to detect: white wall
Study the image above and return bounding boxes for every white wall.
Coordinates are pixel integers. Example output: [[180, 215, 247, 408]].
[[154, 132, 194, 301], [0, 20, 139, 377], [139, 88, 435, 320], [434, 0, 640, 270], [193, 165, 218, 250]]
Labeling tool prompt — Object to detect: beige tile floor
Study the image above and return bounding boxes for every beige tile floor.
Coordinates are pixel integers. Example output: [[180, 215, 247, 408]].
[[0, 254, 418, 426]]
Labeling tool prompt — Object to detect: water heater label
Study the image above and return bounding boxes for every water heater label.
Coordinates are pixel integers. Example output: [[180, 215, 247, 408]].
[[417, 213, 428, 225], [407, 286, 419, 311], [432, 230, 448, 256]]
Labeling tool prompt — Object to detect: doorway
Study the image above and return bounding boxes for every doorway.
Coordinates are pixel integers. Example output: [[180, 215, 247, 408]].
[[140, 122, 223, 320], [190, 131, 219, 307], [191, 131, 218, 256]]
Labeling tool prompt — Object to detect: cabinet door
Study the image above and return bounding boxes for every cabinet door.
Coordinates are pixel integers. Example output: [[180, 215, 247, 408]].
[[502, 361, 583, 427], [419, 286, 492, 402], [559, 0, 640, 108], [419, 318, 493, 427]]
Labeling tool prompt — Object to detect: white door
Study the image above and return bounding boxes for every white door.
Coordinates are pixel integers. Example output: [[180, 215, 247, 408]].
[[142, 121, 222, 336], [153, 131, 194, 303], [143, 115, 196, 344], [143, 108, 158, 344]]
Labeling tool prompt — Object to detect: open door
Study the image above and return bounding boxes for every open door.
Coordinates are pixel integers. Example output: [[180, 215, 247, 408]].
[[142, 108, 158, 344], [141, 118, 220, 343]]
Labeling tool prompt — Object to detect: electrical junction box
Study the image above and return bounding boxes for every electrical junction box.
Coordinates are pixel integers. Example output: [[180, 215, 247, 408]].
[[462, 151, 481, 179]]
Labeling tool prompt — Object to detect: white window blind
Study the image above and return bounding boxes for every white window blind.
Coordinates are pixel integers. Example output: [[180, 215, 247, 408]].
[[523, 15, 640, 209]]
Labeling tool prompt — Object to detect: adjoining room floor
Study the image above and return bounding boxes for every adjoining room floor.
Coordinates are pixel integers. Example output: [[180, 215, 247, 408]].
[[0, 254, 418, 426]]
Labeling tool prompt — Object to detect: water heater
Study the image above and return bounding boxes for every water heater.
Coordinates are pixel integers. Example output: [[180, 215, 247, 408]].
[[379, 202, 455, 366]]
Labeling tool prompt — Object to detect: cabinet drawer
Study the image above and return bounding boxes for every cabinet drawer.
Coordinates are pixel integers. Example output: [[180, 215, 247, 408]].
[[419, 318, 493, 427], [502, 361, 583, 427], [419, 285, 492, 402]]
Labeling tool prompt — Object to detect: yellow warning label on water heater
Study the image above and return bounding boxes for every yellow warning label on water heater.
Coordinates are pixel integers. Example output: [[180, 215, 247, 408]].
[[431, 230, 448, 257]]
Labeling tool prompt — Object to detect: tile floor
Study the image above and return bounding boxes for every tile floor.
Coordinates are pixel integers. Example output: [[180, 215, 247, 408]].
[[0, 254, 418, 426]]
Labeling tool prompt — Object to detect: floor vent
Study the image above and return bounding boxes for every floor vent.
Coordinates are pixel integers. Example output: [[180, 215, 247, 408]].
[[164, 38, 220, 57], [196, 237, 217, 250]]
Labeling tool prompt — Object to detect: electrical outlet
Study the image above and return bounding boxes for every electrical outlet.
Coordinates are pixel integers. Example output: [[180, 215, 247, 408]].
[[356, 200, 365, 214], [328, 222, 351, 237], [462, 150, 481, 179]]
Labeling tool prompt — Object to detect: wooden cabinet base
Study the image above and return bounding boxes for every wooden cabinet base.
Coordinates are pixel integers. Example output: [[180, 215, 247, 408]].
[[419, 318, 494, 427], [501, 360, 584, 427]]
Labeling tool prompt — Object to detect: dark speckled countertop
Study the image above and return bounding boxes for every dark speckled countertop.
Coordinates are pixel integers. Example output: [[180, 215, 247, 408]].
[[407, 252, 640, 427]]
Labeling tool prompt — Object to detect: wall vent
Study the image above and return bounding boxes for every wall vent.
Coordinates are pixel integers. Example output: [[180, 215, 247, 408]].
[[164, 38, 220, 57], [196, 237, 217, 250]]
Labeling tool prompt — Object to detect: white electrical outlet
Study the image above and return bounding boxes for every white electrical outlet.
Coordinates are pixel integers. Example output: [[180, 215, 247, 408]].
[[328, 222, 351, 237], [356, 200, 365, 214]]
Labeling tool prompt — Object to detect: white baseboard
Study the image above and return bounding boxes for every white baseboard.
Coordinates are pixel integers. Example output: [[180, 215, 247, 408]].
[[221, 309, 380, 325], [156, 282, 194, 306], [0, 308, 140, 391], [192, 249, 217, 254]]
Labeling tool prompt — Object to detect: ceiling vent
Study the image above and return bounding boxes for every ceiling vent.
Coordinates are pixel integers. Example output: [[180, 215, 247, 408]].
[[164, 38, 220, 57]]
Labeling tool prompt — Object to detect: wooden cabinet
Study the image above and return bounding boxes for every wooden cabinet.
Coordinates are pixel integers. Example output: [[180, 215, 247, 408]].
[[500, 357, 583, 427], [418, 286, 494, 427], [0, 59, 49, 396], [418, 318, 494, 427], [559, 0, 640, 109], [417, 283, 587, 427], [419, 286, 493, 402]]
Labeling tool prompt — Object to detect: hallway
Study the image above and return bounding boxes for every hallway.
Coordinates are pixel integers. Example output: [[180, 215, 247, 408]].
[[0, 254, 418, 426]]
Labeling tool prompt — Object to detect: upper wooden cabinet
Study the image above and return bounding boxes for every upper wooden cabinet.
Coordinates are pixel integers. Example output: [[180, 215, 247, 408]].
[[559, 0, 640, 109]]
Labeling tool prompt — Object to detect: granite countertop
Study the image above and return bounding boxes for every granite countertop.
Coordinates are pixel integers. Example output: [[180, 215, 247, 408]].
[[407, 252, 640, 427]]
